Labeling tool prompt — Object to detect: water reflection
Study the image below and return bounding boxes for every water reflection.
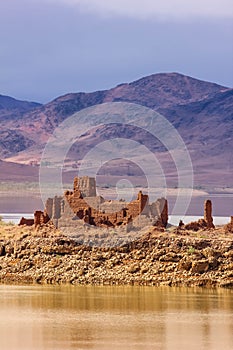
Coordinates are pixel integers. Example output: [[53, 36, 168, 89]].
[[0, 286, 232, 350]]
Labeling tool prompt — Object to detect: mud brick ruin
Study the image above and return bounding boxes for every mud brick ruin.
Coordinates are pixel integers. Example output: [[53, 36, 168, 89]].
[[204, 199, 215, 228], [43, 176, 168, 229], [224, 216, 233, 233], [19, 176, 232, 232], [19, 211, 50, 227], [19, 217, 34, 226], [184, 199, 215, 231]]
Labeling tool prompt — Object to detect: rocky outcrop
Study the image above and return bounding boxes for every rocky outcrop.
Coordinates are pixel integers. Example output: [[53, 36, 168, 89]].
[[0, 224, 232, 288]]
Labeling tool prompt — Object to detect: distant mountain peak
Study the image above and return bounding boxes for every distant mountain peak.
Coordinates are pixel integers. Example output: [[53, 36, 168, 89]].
[[0, 94, 41, 111], [1, 71, 232, 190]]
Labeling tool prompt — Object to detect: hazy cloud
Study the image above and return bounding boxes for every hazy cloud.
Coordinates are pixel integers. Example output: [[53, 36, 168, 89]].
[[45, 0, 233, 19], [1, 0, 232, 102]]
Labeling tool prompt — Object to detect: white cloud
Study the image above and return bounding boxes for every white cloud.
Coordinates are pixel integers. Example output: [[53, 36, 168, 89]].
[[46, 0, 233, 19]]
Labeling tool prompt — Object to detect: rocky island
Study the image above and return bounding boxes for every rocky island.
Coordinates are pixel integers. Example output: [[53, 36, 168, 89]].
[[0, 221, 233, 288], [0, 177, 233, 288]]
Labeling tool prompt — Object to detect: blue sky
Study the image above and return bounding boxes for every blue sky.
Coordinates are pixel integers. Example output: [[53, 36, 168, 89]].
[[0, 0, 232, 103]]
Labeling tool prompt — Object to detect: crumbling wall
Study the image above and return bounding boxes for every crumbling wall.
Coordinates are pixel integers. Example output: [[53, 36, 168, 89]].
[[19, 211, 50, 227], [42, 177, 169, 229], [62, 185, 150, 228], [127, 191, 149, 219], [224, 216, 233, 233], [65, 189, 90, 219], [34, 210, 50, 227], [52, 196, 62, 219], [45, 198, 53, 218], [45, 196, 64, 228], [204, 200, 215, 228], [46, 196, 62, 219], [19, 217, 34, 226], [74, 176, 96, 197], [184, 200, 215, 231], [156, 198, 168, 227], [149, 198, 168, 227]]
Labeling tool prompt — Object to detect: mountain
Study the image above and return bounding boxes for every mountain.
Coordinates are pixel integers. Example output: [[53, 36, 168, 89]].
[[0, 95, 41, 157], [158, 89, 233, 155], [0, 72, 232, 188], [0, 94, 40, 112], [0, 94, 41, 124], [14, 72, 228, 137]]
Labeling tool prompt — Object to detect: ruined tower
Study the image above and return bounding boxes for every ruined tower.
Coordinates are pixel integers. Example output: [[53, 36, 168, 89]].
[[73, 176, 96, 197], [204, 199, 215, 229]]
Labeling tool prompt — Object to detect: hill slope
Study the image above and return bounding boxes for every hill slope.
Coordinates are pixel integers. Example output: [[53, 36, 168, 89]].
[[0, 72, 232, 187]]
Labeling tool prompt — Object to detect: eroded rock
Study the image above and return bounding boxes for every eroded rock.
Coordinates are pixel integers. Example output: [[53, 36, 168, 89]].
[[191, 260, 209, 274]]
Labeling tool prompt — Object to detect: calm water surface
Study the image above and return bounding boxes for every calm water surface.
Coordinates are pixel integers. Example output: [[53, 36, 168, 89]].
[[0, 213, 229, 226], [0, 195, 233, 216], [0, 285, 232, 350]]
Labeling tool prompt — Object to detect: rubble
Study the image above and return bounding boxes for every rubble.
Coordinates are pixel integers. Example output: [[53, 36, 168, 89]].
[[0, 224, 232, 288]]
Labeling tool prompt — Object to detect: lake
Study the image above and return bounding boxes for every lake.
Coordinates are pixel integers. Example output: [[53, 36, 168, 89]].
[[0, 194, 233, 217], [0, 213, 230, 226], [0, 285, 232, 350]]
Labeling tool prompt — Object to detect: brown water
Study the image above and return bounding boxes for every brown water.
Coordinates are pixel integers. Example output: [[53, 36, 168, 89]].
[[0, 285, 232, 350]]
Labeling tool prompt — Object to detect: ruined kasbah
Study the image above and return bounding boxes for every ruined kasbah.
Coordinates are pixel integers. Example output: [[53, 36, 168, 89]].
[[20, 176, 169, 230], [19, 176, 233, 233]]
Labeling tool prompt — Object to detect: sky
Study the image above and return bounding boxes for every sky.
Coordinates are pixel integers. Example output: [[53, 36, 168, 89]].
[[0, 0, 232, 103]]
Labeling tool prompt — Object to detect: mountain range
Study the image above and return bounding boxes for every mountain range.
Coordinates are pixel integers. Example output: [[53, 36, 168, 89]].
[[0, 72, 232, 188]]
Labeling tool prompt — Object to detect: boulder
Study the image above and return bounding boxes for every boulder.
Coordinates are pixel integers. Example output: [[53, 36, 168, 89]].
[[191, 259, 209, 274]]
